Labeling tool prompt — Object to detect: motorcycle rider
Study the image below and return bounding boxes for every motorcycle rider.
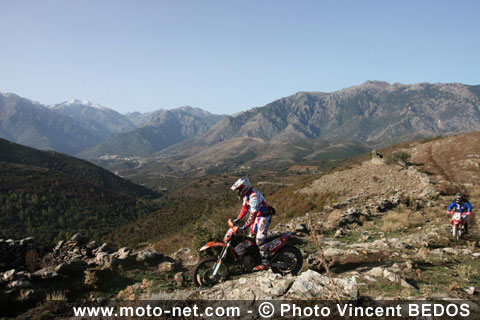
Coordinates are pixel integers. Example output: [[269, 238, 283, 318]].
[[447, 192, 473, 234], [231, 177, 272, 271]]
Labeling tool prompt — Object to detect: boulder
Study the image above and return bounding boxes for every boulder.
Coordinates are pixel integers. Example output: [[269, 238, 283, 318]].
[[338, 208, 363, 227], [334, 276, 359, 299], [20, 237, 34, 246], [95, 252, 111, 266], [115, 247, 130, 260], [465, 286, 476, 295], [86, 240, 102, 250], [287, 269, 331, 298], [158, 262, 175, 273], [295, 224, 308, 233], [258, 275, 294, 297], [334, 229, 345, 238], [54, 240, 65, 251], [287, 270, 358, 299], [55, 260, 88, 275], [8, 279, 32, 289], [173, 248, 199, 266], [93, 243, 113, 254], [32, 268, 59, 280], [3, 269, 16, 282], [173, 248, 190, 260], [70, 233, 87, 244], [383, 269, 401, 282], [368, 267, 385, 278], [136, 249, 162, 262], [376, 199, 395, 212], [174, 272, 185, 286]]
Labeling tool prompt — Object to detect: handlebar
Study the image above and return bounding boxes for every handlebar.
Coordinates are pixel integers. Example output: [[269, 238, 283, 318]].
[[447, 211, 471, 215]]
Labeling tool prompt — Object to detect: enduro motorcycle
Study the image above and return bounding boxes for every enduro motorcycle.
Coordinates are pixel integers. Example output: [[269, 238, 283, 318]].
[[194, 219, 303, 287], [450, 210, 466, 242]]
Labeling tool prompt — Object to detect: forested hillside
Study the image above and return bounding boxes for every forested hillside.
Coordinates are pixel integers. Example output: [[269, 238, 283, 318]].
[[0, 139, 159, 245]]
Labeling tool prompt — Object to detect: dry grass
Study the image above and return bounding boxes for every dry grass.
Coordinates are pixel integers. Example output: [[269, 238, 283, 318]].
[[414, 248, 429, 263], [326, 210, 343, 229], [448, 281, 461, 291], [380, 210, 424, 232], [453, 264, 479, 282], [306, 216, 342, 300], [25, 249, 39, 272], [46, 291, 66, 301], [146, 290, 192, 300]]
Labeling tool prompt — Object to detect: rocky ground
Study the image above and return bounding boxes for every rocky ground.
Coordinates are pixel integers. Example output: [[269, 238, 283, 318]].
[[140, 150, 480, 301], [179, 152, 479, 301]]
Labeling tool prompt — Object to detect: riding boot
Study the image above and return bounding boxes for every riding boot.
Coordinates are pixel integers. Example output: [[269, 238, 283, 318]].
[[254, 248, 270, 271], [465, 223, 469, 234]]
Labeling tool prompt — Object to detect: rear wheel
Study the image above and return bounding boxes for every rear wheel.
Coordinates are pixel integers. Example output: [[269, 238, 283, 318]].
[[193, 258, 229, 287], [271, 246, 303, 276]]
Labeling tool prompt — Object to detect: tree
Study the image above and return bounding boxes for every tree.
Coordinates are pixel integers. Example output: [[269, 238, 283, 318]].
[[386, 151, 411, 168]]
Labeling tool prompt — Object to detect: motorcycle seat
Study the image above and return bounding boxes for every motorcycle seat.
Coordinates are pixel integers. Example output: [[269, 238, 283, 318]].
[[264, 234, 283, 243]]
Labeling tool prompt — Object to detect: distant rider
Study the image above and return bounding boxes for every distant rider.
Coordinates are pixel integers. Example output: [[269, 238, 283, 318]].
[[231, 178, 272, 271], [447, 192, 472, 234]]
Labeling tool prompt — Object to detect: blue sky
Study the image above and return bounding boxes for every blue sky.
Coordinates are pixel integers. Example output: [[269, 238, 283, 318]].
[[1, 0, 479, 114]]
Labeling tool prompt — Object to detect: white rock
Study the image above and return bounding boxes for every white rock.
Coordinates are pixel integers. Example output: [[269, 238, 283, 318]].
[[3, 269, 16, 281], [364, 275, 378, 282], [95, 252, 110, 265], [383, 269, 400, 282], [288, 269, 330, 298], [368, 267, 384, 277], [116, 247, 130, 260], [158, 261, 175, 272], [465, 286, 476, 295]]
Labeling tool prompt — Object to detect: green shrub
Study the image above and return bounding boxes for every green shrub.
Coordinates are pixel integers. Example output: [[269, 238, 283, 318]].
[[385, 151, 411, 168], [191, 226, 224, 256]]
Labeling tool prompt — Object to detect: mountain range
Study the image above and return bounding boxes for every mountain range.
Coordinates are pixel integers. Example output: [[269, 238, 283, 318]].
[[197, 81, 480, 146], [50, 99, 136, 138], [102, 81, 480, 175], [0, 93, 107, 155], [2, 81, 480, 174], [78, 106, 224, 158], [0, 92, 223, 157]]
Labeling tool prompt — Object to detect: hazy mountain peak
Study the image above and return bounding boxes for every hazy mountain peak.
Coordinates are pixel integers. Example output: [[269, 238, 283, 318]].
[[0, 91, 16, 97], [343, 80, 392, 91], [362, 80, 390, 87], [0, 91, 43, 106], [57, 98, 109, 111]]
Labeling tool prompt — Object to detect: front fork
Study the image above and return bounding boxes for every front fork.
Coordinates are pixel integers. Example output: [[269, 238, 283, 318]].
[[212, 242, 230, 277]]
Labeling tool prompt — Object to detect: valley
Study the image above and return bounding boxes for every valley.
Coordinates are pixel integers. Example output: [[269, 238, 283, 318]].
[[1, 82, 480, 317], [2, 131, 480, 318]]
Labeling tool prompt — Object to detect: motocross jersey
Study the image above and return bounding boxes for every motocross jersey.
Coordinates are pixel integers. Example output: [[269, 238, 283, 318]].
[[237, 188, 269, 228], [448, 201, 472, 214]]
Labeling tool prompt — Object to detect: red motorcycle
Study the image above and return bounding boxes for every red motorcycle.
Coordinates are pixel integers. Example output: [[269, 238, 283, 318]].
[[194, 219, 303, 287], [449, 210, 467, 242]]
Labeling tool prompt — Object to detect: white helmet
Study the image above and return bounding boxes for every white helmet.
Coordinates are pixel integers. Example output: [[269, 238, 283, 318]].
[[231, 177, 252, 198]]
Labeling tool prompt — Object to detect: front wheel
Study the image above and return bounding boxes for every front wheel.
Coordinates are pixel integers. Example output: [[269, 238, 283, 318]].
[[453, 224, 460, 242], [271, 246, 303, 276], [193, 258, 230, 287]]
